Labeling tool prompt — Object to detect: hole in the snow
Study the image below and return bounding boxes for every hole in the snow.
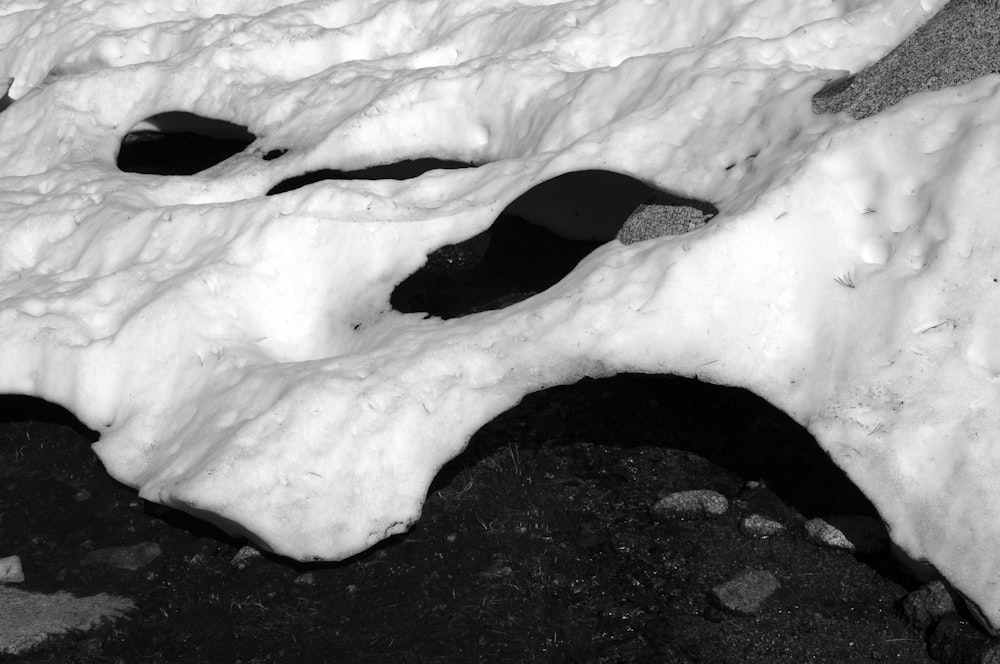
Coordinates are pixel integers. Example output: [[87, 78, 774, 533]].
[[0, 77, 13, 114], [262, 149, 287, 161], [0, 395, 99, 442], [266, 158, 476, 195], [391, 170, 718, 318], [391, 214, 600, 319], [117, 111, 255, 175], [430, 373, 877, 522]]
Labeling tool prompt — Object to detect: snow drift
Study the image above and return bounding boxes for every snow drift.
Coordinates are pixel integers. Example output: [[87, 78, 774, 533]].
[[4, 0, 1000, 629]]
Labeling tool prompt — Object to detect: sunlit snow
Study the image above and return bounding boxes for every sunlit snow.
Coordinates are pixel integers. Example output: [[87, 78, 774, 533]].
[[3, 0, 1000, 629]]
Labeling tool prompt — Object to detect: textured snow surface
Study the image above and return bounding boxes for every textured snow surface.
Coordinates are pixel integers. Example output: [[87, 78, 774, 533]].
[[5, 0, 1000, 627]]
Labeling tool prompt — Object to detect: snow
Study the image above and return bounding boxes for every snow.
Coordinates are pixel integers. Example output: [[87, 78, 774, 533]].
[[4, 0, 1000, 628]]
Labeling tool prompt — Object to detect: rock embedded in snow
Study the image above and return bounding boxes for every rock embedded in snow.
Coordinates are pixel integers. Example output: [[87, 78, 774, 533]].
[[812, 0, 1000, 119], [616, 193, 715, 244], [5, 0, 1000, 632], [653, 490, 729, 519]]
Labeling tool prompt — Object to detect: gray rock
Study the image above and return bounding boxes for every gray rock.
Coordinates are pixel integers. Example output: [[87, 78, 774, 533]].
[[739, 514, 786, 538], [81, 542, 161, 571], [709, 570, 781, 616], [813, 0, 1000, 119], [804, 516, 887, 554], [902, 580, 956, 632], [0, 555, 23, 583], [0, 587, 133, 656], [617, 192, 715, 244], [653, 489, 728, 518], [231, 545, 263, 568], [294, 572, 316, 586]]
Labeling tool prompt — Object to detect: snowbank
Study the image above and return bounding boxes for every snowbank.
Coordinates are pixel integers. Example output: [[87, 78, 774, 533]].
[[5, 0, 1000, 629]]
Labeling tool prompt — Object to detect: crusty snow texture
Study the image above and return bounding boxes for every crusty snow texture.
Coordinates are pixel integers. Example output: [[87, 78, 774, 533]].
[[3, 0, 1000, 628]]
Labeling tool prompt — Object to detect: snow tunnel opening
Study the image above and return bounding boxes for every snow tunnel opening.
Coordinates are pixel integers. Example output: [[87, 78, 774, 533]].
[[117, 111, 255, 175], [0, 77, 13, 114], [265, 157, 477, 195], [0, 395, 99, 442], [391, 170, 718, 318], [430, 373, 878, 524]]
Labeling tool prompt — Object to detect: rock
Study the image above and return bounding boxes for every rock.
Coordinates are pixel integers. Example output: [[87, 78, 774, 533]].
[[739, 514, 786, 538], [812, 0, 1000, 120], [804, 516, 887, 554], [231, 545, 263, 569], [927, 613, 994, 664], [0, 555, 23, 583], [617, 192, 715, 244], [0, 587, 133, 656], [294, 572, 316, 586], [81, 542, 161, 570], [708, 570, 781, 616], [653, 490, 728, 519], [901, 580, 956, 632]]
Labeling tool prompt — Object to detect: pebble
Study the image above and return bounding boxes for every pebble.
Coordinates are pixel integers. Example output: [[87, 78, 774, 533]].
[[81, 542, 161, 571], [653, 489, 728, 518], [901, 580, 956, 631], [739, 514, 786, 538], [804, 516, 887, 554], [294, 573, 316, 586], [708, 570, 780, 616], [0, 555, 23, 583], [231, 545, 263, 568]]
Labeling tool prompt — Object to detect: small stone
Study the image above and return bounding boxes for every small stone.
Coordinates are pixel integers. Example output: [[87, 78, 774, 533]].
[[739, 514, 786, 538], [708, 570, 780, 616], [901, 580, 956, 632], [653, 490, 728, 518], [804, 516, 887, 554], [294, 573, 316, 586], [81, 542, 161, 571], [0, 556, 24, 583], [231, 545, 262, 568]]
